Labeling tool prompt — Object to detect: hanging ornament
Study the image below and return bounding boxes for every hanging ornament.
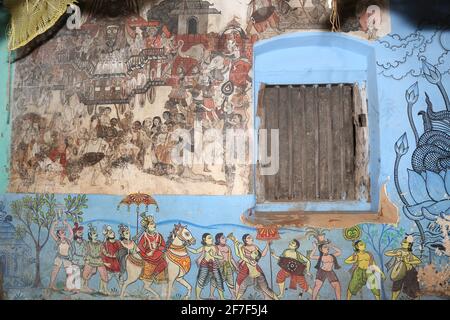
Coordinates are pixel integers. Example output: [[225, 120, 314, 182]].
[[5, 0, 79, 51]]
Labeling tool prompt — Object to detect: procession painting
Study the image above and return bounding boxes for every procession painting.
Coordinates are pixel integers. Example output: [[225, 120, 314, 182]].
[[1, 0, 449, 301], [1, 194, 447, 300]]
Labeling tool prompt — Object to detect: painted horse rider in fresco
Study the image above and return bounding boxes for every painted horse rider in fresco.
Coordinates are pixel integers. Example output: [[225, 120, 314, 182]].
[[137, 215, 168, 284]]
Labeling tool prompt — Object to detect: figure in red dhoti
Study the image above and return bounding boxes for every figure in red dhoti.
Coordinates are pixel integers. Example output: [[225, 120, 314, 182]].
[[138, 215, 168, 283], [101, 225, 122, 274], [271, 239, 314, 299], [230, 234, 270, 296], [229, 233, 277, 300]]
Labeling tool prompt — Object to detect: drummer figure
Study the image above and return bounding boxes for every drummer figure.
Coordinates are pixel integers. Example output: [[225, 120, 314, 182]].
[[271, 239, 313, 299]]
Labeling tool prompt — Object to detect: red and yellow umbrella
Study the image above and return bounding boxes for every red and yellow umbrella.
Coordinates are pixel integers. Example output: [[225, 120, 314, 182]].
[[256, 224, 280, 289], [118, 193, 159, 209], [117, 193, 159, 236], [256, 225, 281, 241]]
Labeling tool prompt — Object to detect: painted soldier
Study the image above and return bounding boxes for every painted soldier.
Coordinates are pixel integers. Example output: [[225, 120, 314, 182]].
[[101, 225, 122, 290], [188, 233, 226, 300], [231, 233, 269, 294], [117, 224, 139, 280], [68, 222, 86, 292], [230, 233, 278, 300], [310, 240, 342, 300], [70, 223, 86, 269], [212, 233, 238, 299], [81, 224, 109, 295], [49, 220, 74, 291]]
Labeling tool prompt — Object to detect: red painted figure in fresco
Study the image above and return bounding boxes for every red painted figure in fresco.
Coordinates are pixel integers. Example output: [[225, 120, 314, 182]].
[[229, 233, 277, 300], [271, 239, 314, 299], [101, 225, 122, 273], [232, 234, 269, 290], [48, 132, 68, 184], [138, 215, 168, 283]]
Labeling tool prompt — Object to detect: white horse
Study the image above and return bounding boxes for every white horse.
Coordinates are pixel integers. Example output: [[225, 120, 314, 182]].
[[120, 224, 196, 299]]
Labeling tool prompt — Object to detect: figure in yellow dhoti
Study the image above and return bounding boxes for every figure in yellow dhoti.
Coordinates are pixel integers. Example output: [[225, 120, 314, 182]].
[[344, 240, 382, 300]]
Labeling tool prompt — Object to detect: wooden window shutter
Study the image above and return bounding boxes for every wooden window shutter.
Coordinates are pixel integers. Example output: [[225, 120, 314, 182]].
[[258, 83, 369, 203]]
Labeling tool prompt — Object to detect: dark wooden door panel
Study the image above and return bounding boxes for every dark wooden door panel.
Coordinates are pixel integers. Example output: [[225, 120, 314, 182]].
[[261, 83, 357, 202]]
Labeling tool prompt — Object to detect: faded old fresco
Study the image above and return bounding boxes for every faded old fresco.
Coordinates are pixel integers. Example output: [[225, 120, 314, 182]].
[[9, 0, 255, 195], [8, 0, 391, 196], [245, 0, 390, 40]]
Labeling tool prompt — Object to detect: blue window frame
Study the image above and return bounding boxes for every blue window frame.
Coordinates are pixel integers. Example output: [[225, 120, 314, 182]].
[[253, 32, 381, 213]]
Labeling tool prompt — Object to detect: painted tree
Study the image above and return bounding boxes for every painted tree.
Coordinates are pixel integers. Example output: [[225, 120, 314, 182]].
[[361, 223, 405, 300], [11, 194, 88, 288]]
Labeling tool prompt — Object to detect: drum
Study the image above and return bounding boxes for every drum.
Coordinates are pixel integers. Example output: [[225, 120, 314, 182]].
[[278, 257, 306, 276], [390, 258, 407, 281]]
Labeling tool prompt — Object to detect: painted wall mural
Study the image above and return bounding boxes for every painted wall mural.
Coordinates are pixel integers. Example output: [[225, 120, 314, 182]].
[[8, 0, 391, 196], [1, 0, 449, 301], [378, 18, 450, 264], [1, 194, 443, 300], [9, 0, 256, 195]]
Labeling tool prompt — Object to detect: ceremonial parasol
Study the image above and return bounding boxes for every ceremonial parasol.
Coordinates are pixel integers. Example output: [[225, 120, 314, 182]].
[[117, 193, 159, 236], [256, 224, 280, 289]]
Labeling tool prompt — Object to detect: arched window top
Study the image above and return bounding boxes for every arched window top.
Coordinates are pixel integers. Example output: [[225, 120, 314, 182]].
[[187, 16, 198, 35], [253, 31, 377, 88], [254, 31, 374, 57]]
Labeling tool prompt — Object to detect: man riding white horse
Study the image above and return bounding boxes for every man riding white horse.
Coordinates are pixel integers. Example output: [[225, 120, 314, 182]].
[[137, 215, 168, 286], [119, 217, 196, 299]]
